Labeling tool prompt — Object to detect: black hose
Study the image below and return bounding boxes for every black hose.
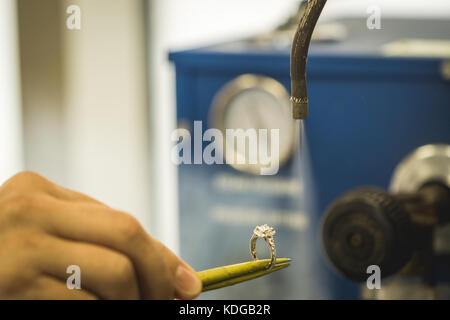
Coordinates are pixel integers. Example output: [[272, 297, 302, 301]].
[[291, 0, 327, 119]]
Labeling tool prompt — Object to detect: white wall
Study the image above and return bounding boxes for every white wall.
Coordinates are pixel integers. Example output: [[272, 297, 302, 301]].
[[62, 0, 152, 232], [18, 0, 66, 186], [324, 0, 450, 19], [13, 0, 152, 236], [156, 0, 450, 50], [149, 0, 450, 252], [0, 0, 24, 185]]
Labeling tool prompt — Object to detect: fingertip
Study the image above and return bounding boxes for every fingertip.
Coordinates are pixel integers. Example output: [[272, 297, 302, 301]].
[[174, 265, 202, 300]]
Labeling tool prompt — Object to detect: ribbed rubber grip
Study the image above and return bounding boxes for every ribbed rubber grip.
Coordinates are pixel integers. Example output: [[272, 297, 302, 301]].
[[321, 187, 413, 282]]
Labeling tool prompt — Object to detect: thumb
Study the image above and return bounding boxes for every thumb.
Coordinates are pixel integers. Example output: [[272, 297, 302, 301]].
[[154, 238, 202, 300]]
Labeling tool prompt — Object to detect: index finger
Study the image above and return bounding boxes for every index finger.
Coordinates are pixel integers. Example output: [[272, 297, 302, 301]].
[[0, 171, 105, 205], [3, 193, 174, 299]]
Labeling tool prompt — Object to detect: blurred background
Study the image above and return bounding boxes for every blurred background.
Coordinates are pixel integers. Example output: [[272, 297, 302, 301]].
[[1, 0, 450, 299], [1, 0, 449, 251]]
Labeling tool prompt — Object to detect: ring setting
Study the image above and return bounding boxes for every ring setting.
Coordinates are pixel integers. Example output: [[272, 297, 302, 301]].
[[250, 224, 277, 270]]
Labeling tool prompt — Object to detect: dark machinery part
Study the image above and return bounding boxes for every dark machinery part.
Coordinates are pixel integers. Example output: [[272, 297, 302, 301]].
[[321, 183, 450, 283], [290, 0, 327, 119]]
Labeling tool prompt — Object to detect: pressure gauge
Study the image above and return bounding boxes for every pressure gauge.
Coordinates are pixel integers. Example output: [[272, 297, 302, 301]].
[[209, 74, 297, 175]]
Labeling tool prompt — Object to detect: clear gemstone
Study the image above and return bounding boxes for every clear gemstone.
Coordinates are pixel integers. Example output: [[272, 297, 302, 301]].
[[254, 224, 276, 238]]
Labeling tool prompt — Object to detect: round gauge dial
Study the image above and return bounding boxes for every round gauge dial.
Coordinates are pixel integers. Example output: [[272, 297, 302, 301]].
[[210, 75, 297, 175]]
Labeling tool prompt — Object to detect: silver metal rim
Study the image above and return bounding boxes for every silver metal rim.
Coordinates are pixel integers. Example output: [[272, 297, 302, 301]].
[[250, 234, 277, 270], [209, 74, 297, 175], [390, 144, 450, 193]]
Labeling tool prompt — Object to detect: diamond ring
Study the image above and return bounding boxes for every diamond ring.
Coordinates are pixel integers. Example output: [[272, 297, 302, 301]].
[[250, 224, 277, 270]]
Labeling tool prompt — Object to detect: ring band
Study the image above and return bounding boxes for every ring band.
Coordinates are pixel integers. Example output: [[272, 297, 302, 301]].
[[249, 224, 276, 270]]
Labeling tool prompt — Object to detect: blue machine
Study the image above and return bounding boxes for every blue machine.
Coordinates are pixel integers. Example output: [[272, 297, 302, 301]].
[[169, 18, 450, 299]]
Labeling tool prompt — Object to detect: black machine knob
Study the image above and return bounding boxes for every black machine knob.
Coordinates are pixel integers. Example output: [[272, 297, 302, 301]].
[[321, 187, 414, 282]]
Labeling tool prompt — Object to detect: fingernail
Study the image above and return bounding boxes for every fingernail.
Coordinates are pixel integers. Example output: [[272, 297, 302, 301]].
[[175, 265, 202, 297]]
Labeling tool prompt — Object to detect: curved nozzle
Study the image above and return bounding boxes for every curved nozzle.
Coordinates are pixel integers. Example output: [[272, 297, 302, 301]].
[[291, 0, 327, 119]]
